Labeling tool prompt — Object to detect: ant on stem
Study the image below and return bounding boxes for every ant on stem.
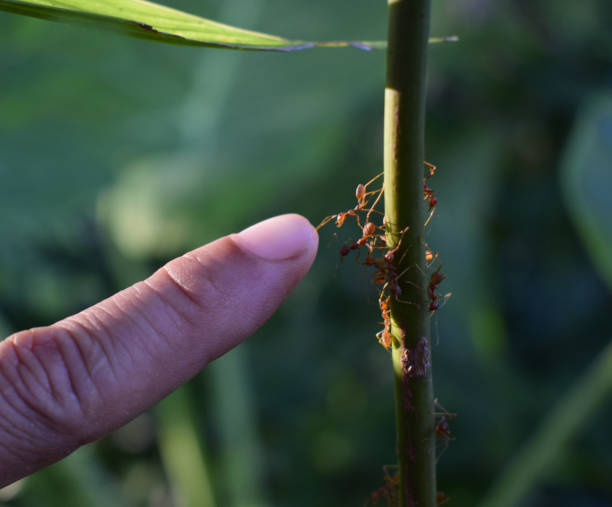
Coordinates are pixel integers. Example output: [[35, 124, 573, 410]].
[[433, 398, 456, 462], [317, 165, 447, 349], [316, 172, 383, 231], [424, 161, 438, 226], [366, 465, 399, 506], [428, 266, 446, 312], [376, 296, 392, 349]]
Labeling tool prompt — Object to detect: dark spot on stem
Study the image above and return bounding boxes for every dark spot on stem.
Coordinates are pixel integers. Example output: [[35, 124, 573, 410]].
[[401, 336, 431, 378]]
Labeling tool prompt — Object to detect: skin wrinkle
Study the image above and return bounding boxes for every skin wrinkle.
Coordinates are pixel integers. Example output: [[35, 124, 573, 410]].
[[0, 390, 52, 459], [86, 303, 137, 382], [158, 253, 240, 332], [58, 321, 106, 400], [45, 335, 82, 420], [0, 432, 24, 462], [145, 272, 200, 332], [145, 281, 186, 336], [0, 410, 41, 450], [13, 338, 56, 403], [0, 375, 37, 445], [82, 305, 131, 380], [162, 254, 234, 324], [64, 310, 159, 429], [160, 263, 205, 311], [128, 281, 177, 344], [61, 312, 122, 386], [11, 345, 58, 417], [0, 348, 47, 441], [117, 295, 175, 371], [107, 284, 177, 366], [137, 277, 216, 375], [140, 279, 190, 351], [61, 324, 95, 383], [14, 333, 82, 435], [132, 281, 179, 343], [0, 417, 33, 492], [0, 337, 80, 449], [185, 247, 237, 305], [51, 326, 106, 421]]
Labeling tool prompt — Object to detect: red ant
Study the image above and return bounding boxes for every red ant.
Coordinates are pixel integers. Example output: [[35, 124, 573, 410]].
[[425, 247, 442, 268], [427, 266, 446, 312], [340, 220, 384, 259], [367, 465, 399, 506], [435, 415, 454, 462], [354, 221, 381, 251], [424, 183, 437, 210], [435, 416, 451, 438], [434, 398, 456, 462], [383, 233, 407, 263], [376, 296, 392, 349], [424, 161, 438, 226], [317, 172, 383, 231], [323, 173, 386, 260]]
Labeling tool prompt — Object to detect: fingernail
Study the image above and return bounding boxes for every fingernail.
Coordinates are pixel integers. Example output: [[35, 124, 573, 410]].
[[236, 214, 318, 261]]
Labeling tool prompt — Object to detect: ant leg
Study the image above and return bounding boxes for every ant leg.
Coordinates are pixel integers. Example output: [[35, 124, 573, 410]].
[[433, 398, 456, 418], [424, 206, 436, 227], [363, 171, 384, 190], [365, 209, 385, 218], [365, 184, 385, 224], [393, 297, 422, 309], [380, 279, 422, 308], [424, 160, 437, 178], [316, 214, 336, 231], [436, 292, 452, 311], [397, 261, 426, 284]]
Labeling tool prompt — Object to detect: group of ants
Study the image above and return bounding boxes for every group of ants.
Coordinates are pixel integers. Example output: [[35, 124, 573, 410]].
[[316, 162, 453, 506], [316, 161, 448, 349]]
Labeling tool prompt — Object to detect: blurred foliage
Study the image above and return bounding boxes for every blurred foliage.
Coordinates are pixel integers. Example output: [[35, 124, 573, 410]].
[[562, 94, 612, 291], [0, 0, 611, 506]]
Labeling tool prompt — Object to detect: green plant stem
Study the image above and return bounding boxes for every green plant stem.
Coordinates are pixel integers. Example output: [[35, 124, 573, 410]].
[[384, 0, 435, 505], [156, 387, 217, 507]]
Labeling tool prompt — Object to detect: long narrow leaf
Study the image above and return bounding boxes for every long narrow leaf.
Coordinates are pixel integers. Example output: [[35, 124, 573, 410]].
[[0, 0, 456, 51], [0, 0, 381, 51]]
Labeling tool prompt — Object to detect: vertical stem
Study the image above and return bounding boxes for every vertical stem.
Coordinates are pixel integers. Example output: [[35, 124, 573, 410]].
[[384, 1, 435, 506]]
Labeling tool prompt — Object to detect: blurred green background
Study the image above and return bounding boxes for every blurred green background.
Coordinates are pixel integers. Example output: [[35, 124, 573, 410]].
[[1, 0, 611, 505]]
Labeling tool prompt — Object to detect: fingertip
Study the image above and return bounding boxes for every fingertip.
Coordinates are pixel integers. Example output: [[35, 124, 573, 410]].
[[235, 214, 318, 263]]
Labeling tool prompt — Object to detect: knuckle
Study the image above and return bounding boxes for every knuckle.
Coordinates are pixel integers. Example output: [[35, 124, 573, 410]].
[[160, 244, 240, 318]]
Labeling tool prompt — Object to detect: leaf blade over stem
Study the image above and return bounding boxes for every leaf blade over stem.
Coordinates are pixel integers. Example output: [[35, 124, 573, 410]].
[[0, 0, 456, 51]]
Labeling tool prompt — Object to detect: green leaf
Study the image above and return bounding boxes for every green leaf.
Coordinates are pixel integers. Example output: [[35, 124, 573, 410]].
[[0, 0, 457, 51], [0, 0, 383, 51], [561, 93, 612, 290]]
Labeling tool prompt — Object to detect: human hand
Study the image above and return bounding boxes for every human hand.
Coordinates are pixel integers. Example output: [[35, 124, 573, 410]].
[[0, 214, 318, 487]]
